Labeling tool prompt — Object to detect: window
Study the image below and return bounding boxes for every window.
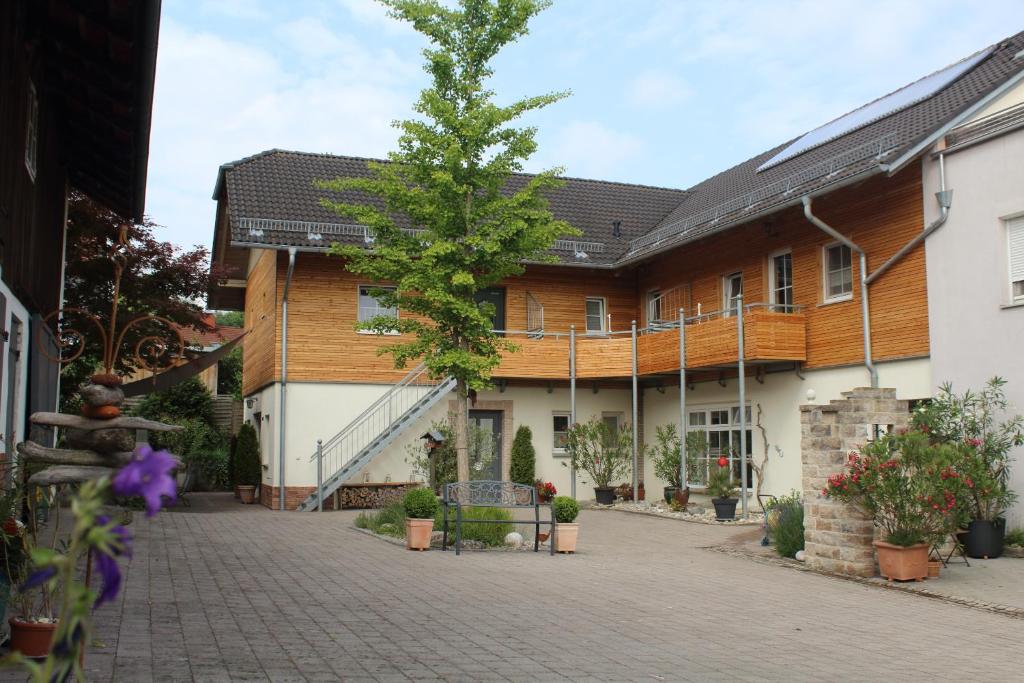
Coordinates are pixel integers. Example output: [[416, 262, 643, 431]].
[[723, 272, 743, 316], [769, 251, 793, 312], [552, 413, 570, 453], [357, 285, 398, 331], [585, 297, 606, 334], [1008, 216, 1024, 304], [25, 82, 38, 181], [686, 405, 752, 489], [823, 243, 853, 301], [601, 412, 622, 447], [647, 289, 663, 325]]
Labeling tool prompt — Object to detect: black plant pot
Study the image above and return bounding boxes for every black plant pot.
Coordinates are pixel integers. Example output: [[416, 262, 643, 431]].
[[964, 518, 1006, 559], [712, 497, 738, 521], [664, 486, 679, 504], [594, 487, 616, 505]]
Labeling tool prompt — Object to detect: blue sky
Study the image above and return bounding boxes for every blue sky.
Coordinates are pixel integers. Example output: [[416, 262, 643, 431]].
[[146, 0, 1024, 252]]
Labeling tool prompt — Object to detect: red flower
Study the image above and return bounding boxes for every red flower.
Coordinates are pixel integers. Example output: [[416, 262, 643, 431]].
[[717, 456, 729, 468]]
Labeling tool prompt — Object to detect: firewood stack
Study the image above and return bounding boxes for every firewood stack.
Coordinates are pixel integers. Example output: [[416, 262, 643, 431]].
[[17, 375, 181, 486]]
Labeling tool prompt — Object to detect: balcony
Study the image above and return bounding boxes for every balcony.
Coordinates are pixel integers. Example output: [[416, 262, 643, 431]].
[[493, 304, 806, 381]]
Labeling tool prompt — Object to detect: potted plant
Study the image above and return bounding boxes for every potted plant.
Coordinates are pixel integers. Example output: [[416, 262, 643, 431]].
[[535, 480, 557, 504], [913, 378, 1023, 559], [824, 432, 962, 581], [552, 496, 580, 553], [403, 487, 438, 551], [565, 418, 632, 505], [707, 457, 739, 520], [235, 423, 260, 504], [4, 509, 58, 657], [651, 423, 694, 503]]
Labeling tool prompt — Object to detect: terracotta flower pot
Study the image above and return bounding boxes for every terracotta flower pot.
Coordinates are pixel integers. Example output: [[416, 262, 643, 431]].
[[873, 540, 929, 581], [554, 522, 578, 553], [9, 618, 57, 658], [927, 560, 942, 579], [237, 485, 256, 504], [405, 518, 434, 551]]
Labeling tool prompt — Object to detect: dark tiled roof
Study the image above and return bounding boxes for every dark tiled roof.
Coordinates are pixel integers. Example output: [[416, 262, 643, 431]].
[[218, 150, 688, 265]]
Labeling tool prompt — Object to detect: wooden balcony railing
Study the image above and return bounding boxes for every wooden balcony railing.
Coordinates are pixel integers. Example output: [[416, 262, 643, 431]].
[[492, 305, 807, 381]]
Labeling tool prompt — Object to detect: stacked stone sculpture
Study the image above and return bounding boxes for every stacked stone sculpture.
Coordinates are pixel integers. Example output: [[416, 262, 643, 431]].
[[17, 375, 181, 486]]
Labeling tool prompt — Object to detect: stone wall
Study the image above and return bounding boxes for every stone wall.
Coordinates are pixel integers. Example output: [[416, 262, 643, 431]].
[[800, 387, 910, 577]]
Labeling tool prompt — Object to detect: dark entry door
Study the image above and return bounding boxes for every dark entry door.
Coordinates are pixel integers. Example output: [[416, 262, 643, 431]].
[[469, 410, 503, 480], [475, 288, 506, 333]]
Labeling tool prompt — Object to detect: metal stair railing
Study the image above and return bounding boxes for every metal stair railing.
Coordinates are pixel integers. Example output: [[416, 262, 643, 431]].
[[298, 363, 455, 511]]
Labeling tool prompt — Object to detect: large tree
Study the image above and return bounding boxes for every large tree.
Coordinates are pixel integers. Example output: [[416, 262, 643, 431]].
[[59, 191, 215, 406], [319, 0, 575, 480]]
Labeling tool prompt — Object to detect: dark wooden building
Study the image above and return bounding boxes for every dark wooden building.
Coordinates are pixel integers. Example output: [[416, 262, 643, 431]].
[[0, 0, 161, 457]]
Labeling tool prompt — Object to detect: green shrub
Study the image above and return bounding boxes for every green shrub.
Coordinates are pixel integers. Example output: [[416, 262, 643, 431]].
[[403, 488, 439, 519], [235, 423, 261, 486], [650, 424, 682, 488], [553, 496, 579, 523], [1006, 528, 1024, 547], [767, 492, 804, 558], [509, 426, 536, 485], [357, 502, 407, 537], [434, 506, 513, 546], [706, 462, 738, 499], [227, 434, 238, 489], [135, 376, 215, 425], [405, 420, 457, 491]]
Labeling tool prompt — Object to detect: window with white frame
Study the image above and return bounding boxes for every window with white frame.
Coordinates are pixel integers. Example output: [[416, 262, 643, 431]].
[[647, 289, 663, 324], [552, 413, 570, 453], [1008, 216, 1024, 304], [823, 243, 853, 301], [25, 82, 38, 182], [357, 285, 398, 331], [585, 297, 606, 334], [769, 250, 793, 312], [686, 405, 753, 489], [601, 412, 622, 447], [722, 272, 743, 316]]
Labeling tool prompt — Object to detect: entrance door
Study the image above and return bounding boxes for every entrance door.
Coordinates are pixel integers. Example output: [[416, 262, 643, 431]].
[[474, 288, 506, 333], [469, 410, 503, 480]]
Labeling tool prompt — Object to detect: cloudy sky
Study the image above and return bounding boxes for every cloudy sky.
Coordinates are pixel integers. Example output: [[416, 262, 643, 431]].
[[146, 0, 1024, 252]]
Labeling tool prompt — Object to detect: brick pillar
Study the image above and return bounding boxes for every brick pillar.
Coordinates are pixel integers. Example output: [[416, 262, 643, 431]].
[[800, 387, 910, 577]]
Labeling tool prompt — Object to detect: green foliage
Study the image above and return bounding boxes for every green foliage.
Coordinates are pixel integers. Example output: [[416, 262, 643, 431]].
[[565, 417, 632, 489], [913, 377, 1023, 521], [403, 487, 440, 519], [767, 492, 804, 558], [1005, 528, 1024, 547], [435, 506, 513, 546], [509, 425, 536, 485], [144, 417, 230, 491], [406, 420, 498, 486], [356, 502, 407, 537], [135, 376, 215, 426], [706, 462, 738, 500], [234, 423, 262, 486], [214, 310, 244, 327], [318, 0, 577, 468], [685, 431, 708, 487], [824, 432, 963, 547], [216, 345, 243, 400], [552, 496, 579, 523], [650, 424, 682, 488], [227, 435, 238, 489]]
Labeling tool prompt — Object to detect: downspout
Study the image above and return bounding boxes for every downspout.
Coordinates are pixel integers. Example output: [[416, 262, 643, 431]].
[[865, 153, 952, 286], [802, 196, 878, 388], [278, 248, 297, 510]]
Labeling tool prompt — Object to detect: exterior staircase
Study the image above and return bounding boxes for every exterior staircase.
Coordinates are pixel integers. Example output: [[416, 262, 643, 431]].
[[296, 363, 455, 511]]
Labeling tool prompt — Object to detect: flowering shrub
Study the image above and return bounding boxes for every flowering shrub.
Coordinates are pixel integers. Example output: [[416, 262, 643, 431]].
[[564, 418, 632, 489], [534, 481, 557, 501], [913, 377, 1022, 521], [823, 432, 962, 547]]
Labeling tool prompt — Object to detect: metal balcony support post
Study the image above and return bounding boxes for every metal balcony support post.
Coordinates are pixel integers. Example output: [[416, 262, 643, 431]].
[[316, 439, 323, 512], [631, 320, 639, 503], [678, 309, 686, 488], [569, 325, 577, 500], [737, 295, 748, 519]]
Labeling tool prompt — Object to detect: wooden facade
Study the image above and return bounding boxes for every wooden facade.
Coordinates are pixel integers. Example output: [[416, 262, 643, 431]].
[[240, 166, 929, 393]]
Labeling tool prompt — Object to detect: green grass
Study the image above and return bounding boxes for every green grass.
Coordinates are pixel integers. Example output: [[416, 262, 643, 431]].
[[354, 502, 514, 546]]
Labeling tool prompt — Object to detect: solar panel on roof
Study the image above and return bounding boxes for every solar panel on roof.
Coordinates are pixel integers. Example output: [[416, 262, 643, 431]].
[[756, 46, 994, 172]]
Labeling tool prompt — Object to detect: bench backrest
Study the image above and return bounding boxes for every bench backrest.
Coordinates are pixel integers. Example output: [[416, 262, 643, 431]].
[[443, 480, 536, 507]]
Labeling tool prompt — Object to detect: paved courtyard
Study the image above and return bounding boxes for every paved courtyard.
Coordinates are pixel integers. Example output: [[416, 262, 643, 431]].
[[5, 493, 1024, 682]]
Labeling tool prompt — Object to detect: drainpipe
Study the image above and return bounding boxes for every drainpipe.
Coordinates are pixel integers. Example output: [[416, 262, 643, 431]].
[[865, 153, 952, 286], [279, 248, 297, 511], [802, 196, 878, 388]]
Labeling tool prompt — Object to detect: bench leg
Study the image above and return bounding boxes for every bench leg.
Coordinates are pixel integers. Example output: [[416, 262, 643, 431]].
[[443, 504, 449, 552], [534, 504, 540, 552], [455, 505, 462, 556], [551, 518, 556, 556]]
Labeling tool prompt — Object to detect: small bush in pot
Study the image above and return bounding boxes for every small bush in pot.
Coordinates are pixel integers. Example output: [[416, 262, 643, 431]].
[[650, 424, 689, 503], [234, 423, 261, 504], [552, 496, 580, 553], [564, 417, 632, 505], [403, 488, 438, 550], [509, 425, 536, 486], [707, 457, 739, 520]]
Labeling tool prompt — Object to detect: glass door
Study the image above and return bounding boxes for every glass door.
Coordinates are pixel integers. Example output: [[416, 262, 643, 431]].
[[723, 272, 743, 316], [469, 410, 502, 480]]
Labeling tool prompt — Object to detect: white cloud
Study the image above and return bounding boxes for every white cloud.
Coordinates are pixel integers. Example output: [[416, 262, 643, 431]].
[[335, 0, 416, 35], [535, 121, 644, 180], [627, 70, 691, 109]]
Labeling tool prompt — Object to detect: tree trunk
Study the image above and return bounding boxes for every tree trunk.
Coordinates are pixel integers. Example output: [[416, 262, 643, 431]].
[[454, 378, 471, 482]]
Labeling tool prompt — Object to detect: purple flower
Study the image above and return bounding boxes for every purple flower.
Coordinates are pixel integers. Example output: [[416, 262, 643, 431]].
[[93, 515, 132, 608], [112, 444, 178, 517], [20, 566, 56, 592]]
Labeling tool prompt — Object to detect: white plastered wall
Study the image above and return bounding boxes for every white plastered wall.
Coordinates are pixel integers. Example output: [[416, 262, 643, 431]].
[[642, 358, 932, 500], [0, 279, 30, 462]]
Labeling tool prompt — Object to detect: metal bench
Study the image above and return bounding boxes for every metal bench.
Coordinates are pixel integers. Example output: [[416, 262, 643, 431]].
[[441, 480, 555, 556]]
